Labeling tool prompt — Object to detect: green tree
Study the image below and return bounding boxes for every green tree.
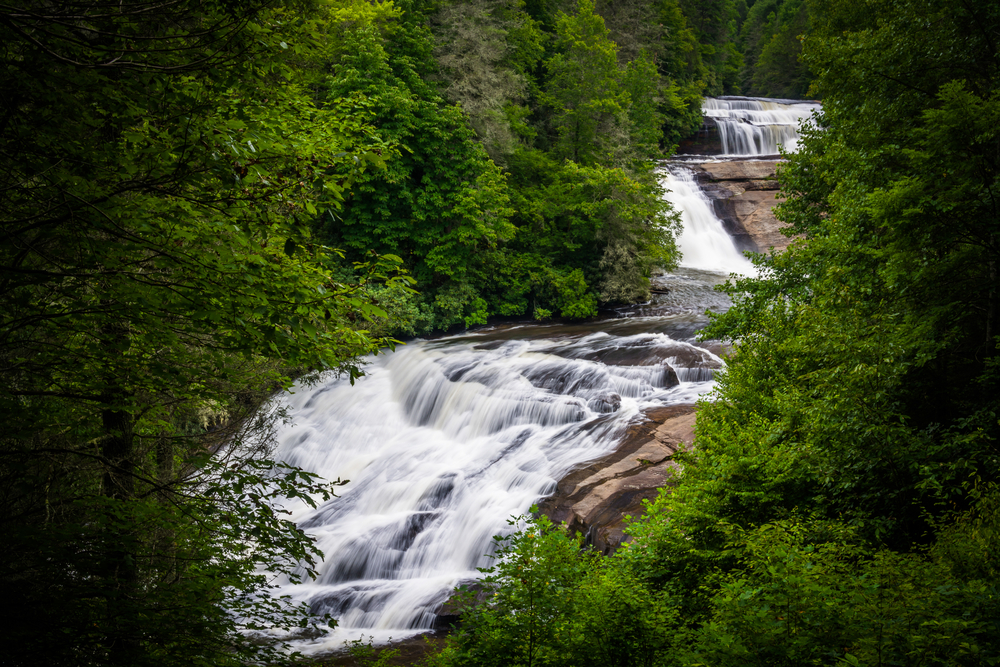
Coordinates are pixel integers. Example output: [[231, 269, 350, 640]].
[[648, 0, 710, 147], [677, 0, 743, 93], [319, 19, 516, 332], [543, 0, 630, 166], [451, 513, 592, 667], [503, 151, 678, 313], [0, 1, 405, 664], [686, 519, 1000, 667], [738, 0, 813, 98], [430, 0, 545, 164], [321, 0, 692, 329], [588, 0, 704, 148], [443, 512, 676, 667]]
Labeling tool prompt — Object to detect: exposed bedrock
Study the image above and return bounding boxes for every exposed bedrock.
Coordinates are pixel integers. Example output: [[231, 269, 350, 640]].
[[688, 160, 797, 255], [434, 405, 697, 631], [676, 117, 724, 155], [537, 404, 697, 554]]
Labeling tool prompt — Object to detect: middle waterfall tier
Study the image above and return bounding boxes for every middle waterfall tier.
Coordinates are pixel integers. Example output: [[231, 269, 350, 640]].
[[661, 165, 755, 276]]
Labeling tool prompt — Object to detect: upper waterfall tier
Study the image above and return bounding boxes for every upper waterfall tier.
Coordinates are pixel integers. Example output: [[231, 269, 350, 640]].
[[682, 96, 820, 157]]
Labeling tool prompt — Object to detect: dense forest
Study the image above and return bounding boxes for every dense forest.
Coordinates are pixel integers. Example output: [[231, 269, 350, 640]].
[[319, 0, 813, 335], [427, 1, 1000, 667], [3, 0, 997, 665]]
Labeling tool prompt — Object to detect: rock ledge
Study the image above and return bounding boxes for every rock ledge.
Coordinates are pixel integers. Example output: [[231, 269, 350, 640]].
[[686, 160, 797, 254], [538, 404, 696, 554]]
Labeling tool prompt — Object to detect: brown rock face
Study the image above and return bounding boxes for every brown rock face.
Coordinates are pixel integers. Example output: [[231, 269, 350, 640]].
[[688, 160, 798, 254], [675, 118, 724, 155], [699, 160, 781, 181], [537, 405, 696, 554]]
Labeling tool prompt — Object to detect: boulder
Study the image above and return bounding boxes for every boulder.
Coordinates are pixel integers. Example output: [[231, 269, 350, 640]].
[[434, 580, 492, 630]]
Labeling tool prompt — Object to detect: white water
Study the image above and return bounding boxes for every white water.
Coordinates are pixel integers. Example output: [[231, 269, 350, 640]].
[[269, 330, 720, 653], [662, 167, 756, 276], [704, 97, 819, 156]]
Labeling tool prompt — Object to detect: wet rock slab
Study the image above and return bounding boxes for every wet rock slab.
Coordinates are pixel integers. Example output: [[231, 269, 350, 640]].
[[699, 160, 782, 181], [688, 160, 798, 254], [537, 404, 697, 554]]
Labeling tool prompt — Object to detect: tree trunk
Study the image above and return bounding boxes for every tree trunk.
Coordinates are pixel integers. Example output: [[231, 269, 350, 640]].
[[101, 402, 141, 666]]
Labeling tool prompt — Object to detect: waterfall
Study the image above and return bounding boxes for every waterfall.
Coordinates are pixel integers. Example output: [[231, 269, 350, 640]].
[[704, 97, 819, 157], [661, 166, 756, 276], [265, 95, 815, 655], [269, 329, 720, 654]]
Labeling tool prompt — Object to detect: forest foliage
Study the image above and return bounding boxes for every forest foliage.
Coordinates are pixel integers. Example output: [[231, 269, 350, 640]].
[[321, 0, 699, 332], [423, 0, 1000, 666], [2, 0, 951, 664], [318, 0, 817, 335], [0, 0, 407, 665], [0, 0, 769, 663]]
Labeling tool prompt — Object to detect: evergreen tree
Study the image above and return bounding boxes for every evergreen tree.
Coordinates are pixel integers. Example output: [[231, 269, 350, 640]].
[[677, 0, 743, 93], [738, 0, 813, 98], [543, 0, 629, 166]]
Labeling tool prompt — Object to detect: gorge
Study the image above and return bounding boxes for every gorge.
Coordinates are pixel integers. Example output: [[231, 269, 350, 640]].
[[6, 1, 996, 663], [269, 97, 819, 655]]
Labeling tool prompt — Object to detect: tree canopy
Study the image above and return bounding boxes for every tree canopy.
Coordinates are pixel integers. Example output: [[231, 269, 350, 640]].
[[313, 0, 700, 332]]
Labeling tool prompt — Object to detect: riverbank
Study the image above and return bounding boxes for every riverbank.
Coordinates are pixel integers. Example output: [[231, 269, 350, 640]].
[[536, 404, 696, 554]]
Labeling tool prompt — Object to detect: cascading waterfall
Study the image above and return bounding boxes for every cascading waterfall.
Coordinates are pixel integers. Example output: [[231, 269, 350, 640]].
[[269, 329, 721, 654], [660, 166, 756, 276], [704, 96, 819, 156], [265, 95, 815, 655]]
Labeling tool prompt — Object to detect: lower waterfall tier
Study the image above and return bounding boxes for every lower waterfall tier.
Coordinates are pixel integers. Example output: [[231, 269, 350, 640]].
[[269, 318, 724, 653]]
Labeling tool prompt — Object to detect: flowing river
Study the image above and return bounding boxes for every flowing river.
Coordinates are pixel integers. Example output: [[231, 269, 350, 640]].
[[267, 96, 813, 654]]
